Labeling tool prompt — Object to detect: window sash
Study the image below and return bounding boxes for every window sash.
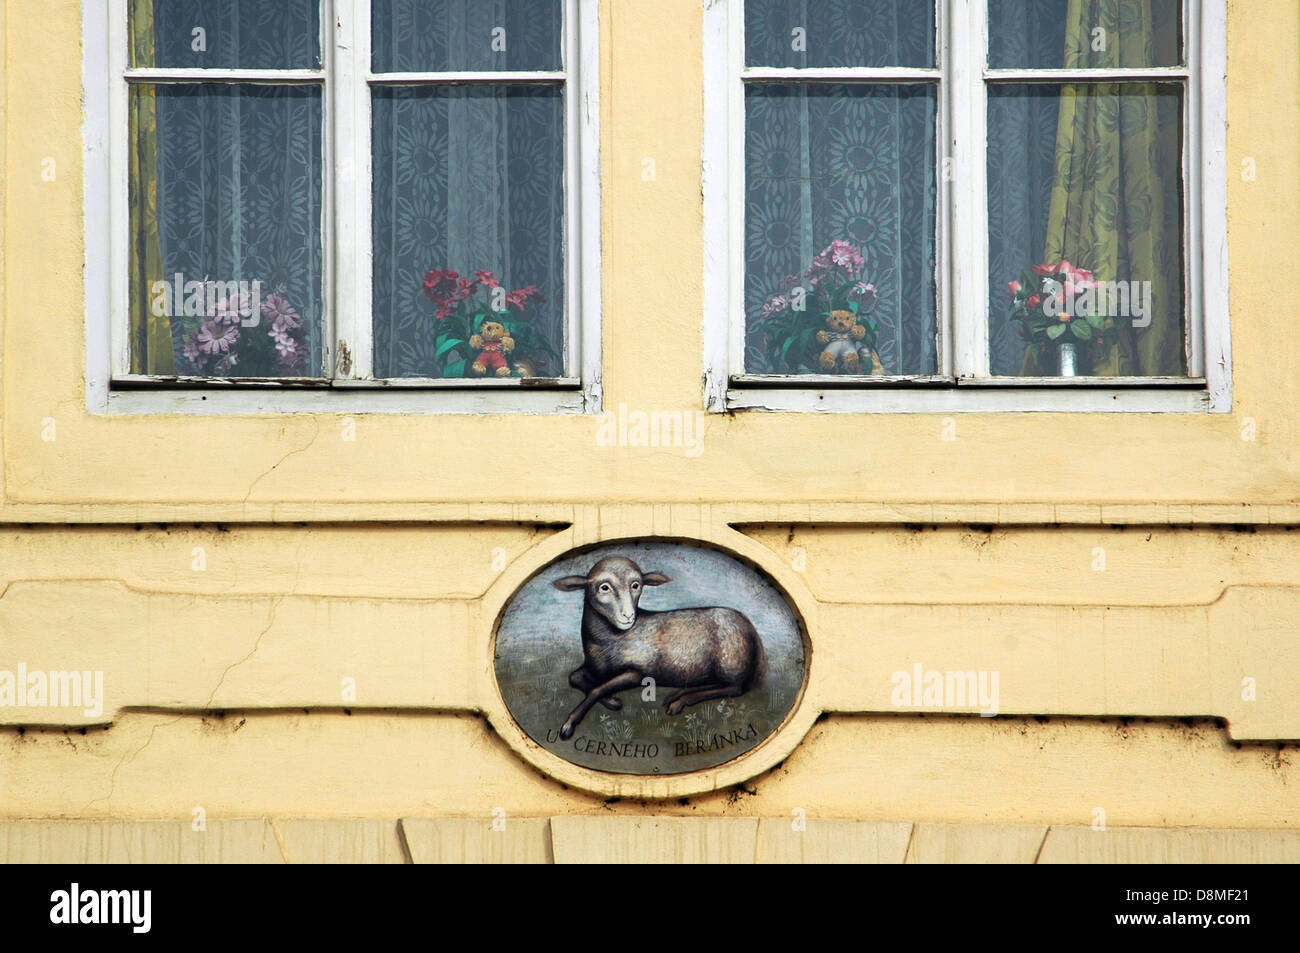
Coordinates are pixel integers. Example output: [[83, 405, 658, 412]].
[[727, 5, 947, 384], [108, 0, 597, 397], [959, 0, 1197, 382], [109, 0, 328, 382], [706, 0, 1221, 409]]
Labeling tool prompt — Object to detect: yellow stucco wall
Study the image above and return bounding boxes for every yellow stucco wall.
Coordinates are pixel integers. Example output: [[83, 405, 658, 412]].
[[1, 0, 1298, 860]]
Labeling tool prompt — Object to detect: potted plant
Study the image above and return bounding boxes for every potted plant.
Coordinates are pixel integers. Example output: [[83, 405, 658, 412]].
[[754, 240, 885, 375], [421, 269, 557, 378], [1007, 260, 1118, 377], [178, 286, 308, 378]]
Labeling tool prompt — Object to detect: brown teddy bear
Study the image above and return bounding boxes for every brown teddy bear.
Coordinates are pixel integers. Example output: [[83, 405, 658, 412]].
[[817, 309, 869, 373], [469, 320, 515, 377]]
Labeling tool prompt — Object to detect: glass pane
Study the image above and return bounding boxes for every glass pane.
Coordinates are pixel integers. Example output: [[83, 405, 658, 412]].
[[130, 0, 321, 70], [987, 84, 1185, 378], [745, 0, 935, 69], [744, 84, 937, 377], [988, 0, 1182, 69], [372, 0, 563, 73], [372, 86, 566, 380], [129, 85, 324, 378]]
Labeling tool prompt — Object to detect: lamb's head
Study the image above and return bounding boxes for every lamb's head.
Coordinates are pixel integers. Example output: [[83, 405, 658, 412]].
[[553, 556, 670, 631]]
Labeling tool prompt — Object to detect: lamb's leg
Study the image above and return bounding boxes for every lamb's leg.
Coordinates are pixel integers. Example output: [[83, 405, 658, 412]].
[[663, 684, 724, 709], [560, 669, 642, 740], [569, 666, 621, 710], [665, 684, 745, 716]]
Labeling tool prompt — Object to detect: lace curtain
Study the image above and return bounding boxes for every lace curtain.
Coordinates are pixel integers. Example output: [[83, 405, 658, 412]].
[[371, 0, 566, 378], [742, 0, 938, 377]]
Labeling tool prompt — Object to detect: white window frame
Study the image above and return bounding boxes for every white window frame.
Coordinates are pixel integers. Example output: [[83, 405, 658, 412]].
[[84, 0, 602, 415], [703, 0, 1230, 413]]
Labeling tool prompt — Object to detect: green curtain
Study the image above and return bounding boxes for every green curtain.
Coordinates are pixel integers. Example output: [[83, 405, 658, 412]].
[[128, 0, 174, 375], [1025, 0, 1182, 376]]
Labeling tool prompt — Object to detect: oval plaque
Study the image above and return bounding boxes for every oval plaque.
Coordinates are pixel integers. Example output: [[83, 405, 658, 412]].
[[493, 541, 807, 775]]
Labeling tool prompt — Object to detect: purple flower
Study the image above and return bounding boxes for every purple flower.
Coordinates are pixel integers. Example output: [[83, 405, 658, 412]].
[[197, 320, 238, 355], [262, 293, 301, 333], [213, 293, 254, 326]]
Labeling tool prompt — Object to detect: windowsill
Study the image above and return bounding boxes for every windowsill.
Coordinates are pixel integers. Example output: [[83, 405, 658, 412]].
[[111, 375, 583, 390], [730, 374, 1208, 389], [95, 380, 597, 415], [715, 380, 1223, 414]]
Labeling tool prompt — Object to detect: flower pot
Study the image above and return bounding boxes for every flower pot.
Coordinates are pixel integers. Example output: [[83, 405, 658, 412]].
[[1057, 341, 1078, 377]]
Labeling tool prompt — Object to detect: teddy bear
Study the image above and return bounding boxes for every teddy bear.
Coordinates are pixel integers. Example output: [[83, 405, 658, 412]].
[[817, 309, 871, 373], [468, 319, 515, 377]]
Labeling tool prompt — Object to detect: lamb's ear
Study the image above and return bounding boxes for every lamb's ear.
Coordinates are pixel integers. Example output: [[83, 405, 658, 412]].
[[553, 576, 590, 592], [641, 572, 671, 587]]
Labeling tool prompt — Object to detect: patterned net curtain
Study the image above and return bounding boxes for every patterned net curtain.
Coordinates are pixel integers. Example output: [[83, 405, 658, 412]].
[[743, 0, 937, 377], [371, 0, 566, 379], [988, 0, 1184, 376], [129, 0, 324, 379], [128, 0, 172, 375]]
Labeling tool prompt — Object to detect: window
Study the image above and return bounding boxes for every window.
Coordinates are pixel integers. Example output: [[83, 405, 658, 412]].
[[89, 0, 600, 413], [703, 0, 1229, 413]]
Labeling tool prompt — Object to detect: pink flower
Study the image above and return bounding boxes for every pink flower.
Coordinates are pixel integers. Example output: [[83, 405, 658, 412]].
[[274, 336, 298, 359], [1027, 294, 1043, 309], [804, 241, 867, 289], [262, 293, 301, 332], [761, 294, 790, 319], [852, 282, 879, 304], [1031, 259, 1096, 288], [1063, 265, 1097, 297], [475, 270, 500, 289], [197, 320, 238, 355], [182, 339, 202, 363], [213, 295, 251, 326], [1007, 280, 1022, 298], [825, 240, 865, 272], [805, 258, 832, 286]]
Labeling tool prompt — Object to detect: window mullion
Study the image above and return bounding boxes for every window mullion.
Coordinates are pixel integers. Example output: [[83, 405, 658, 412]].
[[726, 0, 747, 380], [984, 67, 1190, 82], [123, 68, 324, 83], [1183, 0, 1204, 379], [563, 0, 580, 380], [741, 67, 941, 82], [949, 0, 990, 379], [367, 71, 566, 84], [333, 0, 372, 380], [935, 0, 951, 379], [109, 0, 130, 379]]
